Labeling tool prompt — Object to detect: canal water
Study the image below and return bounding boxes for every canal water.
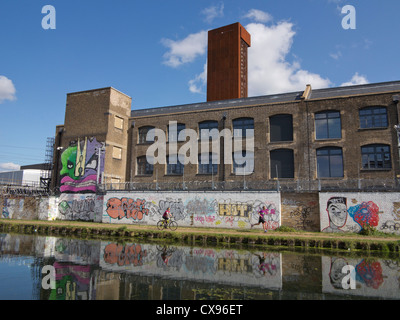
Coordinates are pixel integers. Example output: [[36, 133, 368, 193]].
[[0, 232, 399, 300]]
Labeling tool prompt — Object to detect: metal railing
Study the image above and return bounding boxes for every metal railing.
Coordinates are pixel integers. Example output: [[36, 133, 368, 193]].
[[99, 178, 400, 193]]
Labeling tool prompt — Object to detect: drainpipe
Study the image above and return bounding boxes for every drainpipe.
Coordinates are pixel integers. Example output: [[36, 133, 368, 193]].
[[393, 95, 400, 187]]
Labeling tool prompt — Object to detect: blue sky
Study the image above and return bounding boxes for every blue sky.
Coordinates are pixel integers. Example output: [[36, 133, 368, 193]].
[[0, 0, 399, 170]]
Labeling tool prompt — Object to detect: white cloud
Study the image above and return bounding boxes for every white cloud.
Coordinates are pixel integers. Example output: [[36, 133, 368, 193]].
[[0, 162, 20, 172], [245, 21, 331, 96], [0, 75, 16, 104], [201, 3, 224, 24], [244, 9, 273, 23], [330, 51, 342, 60], [341, 72, 369, 86], [189, 63, 207, 94], [170, 9, 332, 96], [161, 30, 208, 68]]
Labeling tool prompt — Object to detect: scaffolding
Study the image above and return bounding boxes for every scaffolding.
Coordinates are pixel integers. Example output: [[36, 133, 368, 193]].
[[40, 137, 54, 192]]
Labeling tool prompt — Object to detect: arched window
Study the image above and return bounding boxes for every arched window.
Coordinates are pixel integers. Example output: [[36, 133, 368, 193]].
[[168, 123, 185, 142], [270, 149, 294, 178], [138, 126, 155, 144], [232, 117, 254, 138], [317, 147, 344, 178], [199, 120, 219, 141]]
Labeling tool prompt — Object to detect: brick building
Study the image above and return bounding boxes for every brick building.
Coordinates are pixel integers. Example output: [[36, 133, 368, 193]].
[[51, 23, 400, 193]]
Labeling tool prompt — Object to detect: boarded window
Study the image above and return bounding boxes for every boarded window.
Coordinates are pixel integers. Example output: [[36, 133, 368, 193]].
[[112, 146, 122, 160], [114, 116, 124, 130]]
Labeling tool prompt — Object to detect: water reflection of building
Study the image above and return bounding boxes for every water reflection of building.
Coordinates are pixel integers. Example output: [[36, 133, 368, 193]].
[[2, 234, 400, 300]]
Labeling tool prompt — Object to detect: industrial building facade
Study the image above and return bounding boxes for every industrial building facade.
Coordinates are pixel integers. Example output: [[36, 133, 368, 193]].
[[50, 23, 400, 193], [51, 80, 400, 193]]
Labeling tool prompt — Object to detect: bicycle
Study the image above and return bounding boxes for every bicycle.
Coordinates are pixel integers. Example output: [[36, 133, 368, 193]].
[[157, 217, 178, 231]]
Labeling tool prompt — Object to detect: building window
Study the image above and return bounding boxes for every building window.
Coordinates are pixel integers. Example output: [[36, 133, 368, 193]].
[[166, 155, 184, 175], [168, 123, 186, 142], [270, 114, 293, 142], [359, 107, 388, 129], [233, 117, 254, 138], [112, 146, 122, 160], [232, 151, 254, 175], [317, 147, 344, 178], [270, 149, 294, 179], [137, 156, 153, 175], [114, 116, 124, 130], [198, 153, 218, 175], [315, 111, 341, 140], [361, 144, 391, 169], [138, 126, 155, 144], [199, 120, 219, 140]]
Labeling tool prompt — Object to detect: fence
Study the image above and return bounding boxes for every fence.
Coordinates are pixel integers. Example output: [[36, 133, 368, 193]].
[[100, 178, 400, 193]]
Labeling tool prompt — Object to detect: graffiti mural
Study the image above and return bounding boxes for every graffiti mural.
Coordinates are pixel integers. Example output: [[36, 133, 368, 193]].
[[106, 198, 149, 221], [320, 193, 400, 234], [59, 137, 105, 193], [348, 201, 380, 229], [322, 197, 348, 233], [2, 198, 9, 218], [102, 191, 281, 229], [58, 194, 103, 222]]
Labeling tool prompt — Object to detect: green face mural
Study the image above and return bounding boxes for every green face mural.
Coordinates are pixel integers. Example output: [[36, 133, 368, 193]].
[[60, 146, 79, 180]]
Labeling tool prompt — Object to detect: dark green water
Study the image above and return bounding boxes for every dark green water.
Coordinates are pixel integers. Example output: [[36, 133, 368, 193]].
[[0, 232, 399, 300]]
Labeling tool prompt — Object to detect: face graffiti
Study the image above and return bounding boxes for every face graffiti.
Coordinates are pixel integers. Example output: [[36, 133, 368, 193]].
[[323, 197, 348, 232], [59, 137, 105, 193]]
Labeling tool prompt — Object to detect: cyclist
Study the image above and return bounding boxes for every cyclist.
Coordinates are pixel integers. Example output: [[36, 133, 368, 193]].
[[162, 207, 172, 228]]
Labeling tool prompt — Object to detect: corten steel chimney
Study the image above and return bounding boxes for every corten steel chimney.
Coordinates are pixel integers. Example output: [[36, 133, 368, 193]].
[[207, 22, 251, 102]]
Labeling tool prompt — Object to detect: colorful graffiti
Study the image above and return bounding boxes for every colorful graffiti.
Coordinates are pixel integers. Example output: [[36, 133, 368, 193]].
[[102, 192, 280, 230], [348, 201, 380, 229], [219, 203, 253, 217], [322, 196, 381, 233], [106, 198, 149, 220], [59, 137, 105, 193], [2, 198, 9, 218]]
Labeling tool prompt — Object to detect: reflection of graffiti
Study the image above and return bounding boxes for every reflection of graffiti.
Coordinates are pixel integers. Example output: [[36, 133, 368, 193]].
[[356, 260, 384, 289], [103, 243, 147, 266], [60, 137, 105, 193], [106, 198, 149, 220], [50, 262, 92, 300], [218, 257, 252, 273], [348, 201, 380, 229], [252, 253, 279, 277], [329, 257, 351, 289], [323, 197, 348, 233], [219, 203, 253, 217]]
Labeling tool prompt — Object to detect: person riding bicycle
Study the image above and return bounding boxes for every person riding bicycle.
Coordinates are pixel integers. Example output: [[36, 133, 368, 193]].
[[162, 207, 172, 228]]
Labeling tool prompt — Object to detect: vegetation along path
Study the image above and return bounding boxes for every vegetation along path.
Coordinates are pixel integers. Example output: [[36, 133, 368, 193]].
[[1, 219, 400, 253]]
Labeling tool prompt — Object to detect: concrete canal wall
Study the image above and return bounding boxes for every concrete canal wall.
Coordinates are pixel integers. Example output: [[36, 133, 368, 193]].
[[1, 191, 400, 234]]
